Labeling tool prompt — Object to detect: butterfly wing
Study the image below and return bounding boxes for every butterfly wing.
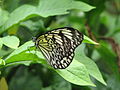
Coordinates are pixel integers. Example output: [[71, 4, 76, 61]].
[[35, 27, 84, 69]]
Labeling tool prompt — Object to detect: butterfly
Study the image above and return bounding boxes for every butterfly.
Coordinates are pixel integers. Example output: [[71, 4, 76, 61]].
[[32, 27, 84, 69]]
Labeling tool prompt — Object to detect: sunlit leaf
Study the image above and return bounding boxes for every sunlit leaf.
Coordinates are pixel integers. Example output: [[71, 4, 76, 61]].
[[2, 36, 20, 49], [83, 35, 99, 45], [71, 1, 95, 11], [56, 60, 95, 86], [75, 44, 107, 85]]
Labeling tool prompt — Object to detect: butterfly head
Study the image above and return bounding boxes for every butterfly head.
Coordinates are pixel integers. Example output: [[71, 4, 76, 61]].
[[32, 37, 37, 42]]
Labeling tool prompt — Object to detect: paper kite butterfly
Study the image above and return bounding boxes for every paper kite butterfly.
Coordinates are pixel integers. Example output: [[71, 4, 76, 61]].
[[32, 27, 84, 69]]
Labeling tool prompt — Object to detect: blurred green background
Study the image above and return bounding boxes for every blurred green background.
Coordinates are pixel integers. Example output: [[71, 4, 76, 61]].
[[0, 0, 120, 90]]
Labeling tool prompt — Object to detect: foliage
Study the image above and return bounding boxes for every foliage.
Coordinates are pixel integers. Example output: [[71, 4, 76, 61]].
[[0, 0, 120, 90]]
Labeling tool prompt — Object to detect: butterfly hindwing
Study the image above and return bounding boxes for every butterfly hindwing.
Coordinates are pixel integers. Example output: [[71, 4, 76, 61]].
[[35, 27, 83, 69]]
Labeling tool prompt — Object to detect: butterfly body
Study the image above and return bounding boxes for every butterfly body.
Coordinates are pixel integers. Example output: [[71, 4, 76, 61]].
[[33, 27, 84, 69]]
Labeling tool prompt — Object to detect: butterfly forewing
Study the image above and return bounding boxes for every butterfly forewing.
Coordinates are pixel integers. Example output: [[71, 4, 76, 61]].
[[35, 27, 84, 69]]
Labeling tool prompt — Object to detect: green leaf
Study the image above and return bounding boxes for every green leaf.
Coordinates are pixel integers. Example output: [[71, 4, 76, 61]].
[[0, 0, 95, 34], [2, 36, 20, 49], [37, 0, 95, 17], [75, 44, 107, 86], [0, 8, 9, 27], [0, 58, 5, 66], [71, 1, 95, 12], [5, 41, 45, 66], [5, 41, 34, 59], [0, 5, 37, 34], [56, 60, 95, 86], [83, 35, 99, 45], [37, 0, 71, 17]]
